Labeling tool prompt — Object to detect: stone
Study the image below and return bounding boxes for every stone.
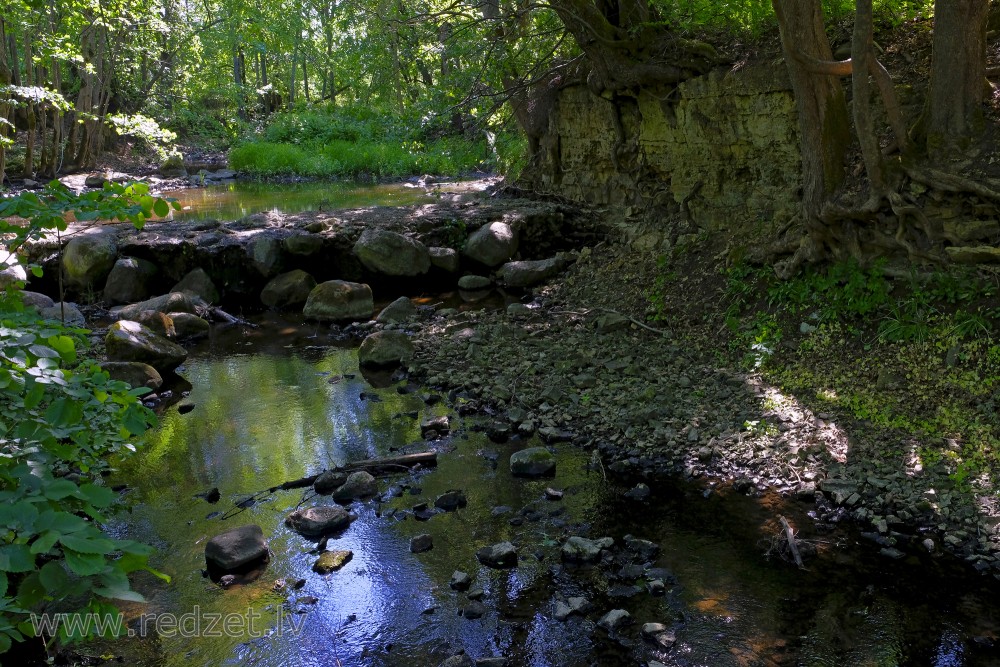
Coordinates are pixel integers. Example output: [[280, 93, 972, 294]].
[[942, 219, 1000, 243], [205, 525, 267, 571], [498, 256, 568, 288], [19, 291, 55, 310], [84, 172, 109, 188], [261, 270, 317, 309], [458, 275, 492, 290], [376, 296, 417, 323], [251, 236, 283, 276], [429, 247, 460, 273], [63, 232, 117, 289], [945, 245, 1000, 264], [421, 415, 450, 437], [0, 264, 26, 290], [561, 536, 614, 563], [303, 280, 374, 322], [510, 447, 556, 477], [112, 292, 199, 321], [358, 330, 414, 367], [434, 490, 467, 511], [103, 257, 158, 306], [464, 222, 518, 267], [331, 471, 377, 501], [410, 534, 433, 553], [104, 320, 188, 372], [159, 153, 186, 176], [554, 596, 591, 621], [506, 303, 532, 317], [172, 268, 220, 304], [168, 312, 210, 339], [353, 228, 431, 276], [136, 311, 175, 337], [438, 655, 474, 667], [463, 601, 488, 619], [476, 541, 517, 568], [312, 550, 353, 573], [285, 506, 354, 536], [100, 361, 163, 390], [450, 571, 472, 590], [642, 623, 676, 649], [284, 233, 325, 256], [597, 609, 632, 632], [544, 487, 564, 500], [624, 534, 660, 561], [39, 302, 86, 327], [314, 471, 348, 495]]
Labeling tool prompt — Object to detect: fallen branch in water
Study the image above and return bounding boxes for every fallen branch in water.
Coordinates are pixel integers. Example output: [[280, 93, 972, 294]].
[[779, 515, 806, 570], [267, 451, 438, 493]]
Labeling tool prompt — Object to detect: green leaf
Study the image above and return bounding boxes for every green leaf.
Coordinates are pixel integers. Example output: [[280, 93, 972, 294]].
[[47, 335, 77, 362], [94, 587, 146, 603], [45, 398, 84, 427], [43, 479, 82, 501], [122, 404, 152, 435], [59, 534, 116, 554], [30, 531, 60, 555], [28, 344, 59, 359], [64, 549, 107, 576], [153, 199, 170, 217], [0, 544, 36, 572], [39, 561, 69, 591], [78, 484, 116, 508], [15, 571, 46, 607]]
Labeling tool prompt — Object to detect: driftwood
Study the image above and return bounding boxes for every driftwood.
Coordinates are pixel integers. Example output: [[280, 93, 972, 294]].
[[267, 451, 438, 493], [779, 515, 806, 570]]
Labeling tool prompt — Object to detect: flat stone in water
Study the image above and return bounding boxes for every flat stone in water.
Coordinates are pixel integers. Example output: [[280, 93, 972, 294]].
[[597, 608, 632, 632], [510, 447, 556, 477], [561, 536, 614, 563], [312, 550, 353, 573], [410, 534, 433, 553], [476, 541, 517, 568], [205, 524, 267, 571], [285, 506, 354, 537]]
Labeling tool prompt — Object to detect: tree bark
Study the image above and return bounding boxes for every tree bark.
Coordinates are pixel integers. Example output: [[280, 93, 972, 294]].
[[772, 0, 850, 218], [0, 18, 10, 186], [921, 0, 990, 158]]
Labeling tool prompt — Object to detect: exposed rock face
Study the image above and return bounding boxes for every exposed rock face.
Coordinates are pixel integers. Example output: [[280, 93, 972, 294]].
[[205, 525, 267, 571], [358, 331, 414, 367], [464, 222, 518, 267], [303, 280, 374, 321], [172, 268, 220, 304], [429, 247, 460, 273], [312, 550, 353, 573], [510, 447, 556, 477], [498, 256, 570, 288], [285, 506, 354, 536], [63, 232, 117, 289], [100, 361, 163, 390], [353, 228, 431, 276], [520, 65, 800, 235], [261, 270, 317, 309], [111, 292, 199, 320], [105, 320, 188, 372], [945, 246, 1000, 264], [103, 257, 158, 305], [284, 233, 325, 256], [251, 236, 283, 276], [375, 296, 417, 323]]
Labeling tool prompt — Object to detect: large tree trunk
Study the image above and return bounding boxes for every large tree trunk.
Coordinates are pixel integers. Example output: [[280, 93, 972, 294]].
[[771, 0, 850, 219], [921, 0, 990, 158], [0, 18, 10, 186], [22, 33, 35, 178]]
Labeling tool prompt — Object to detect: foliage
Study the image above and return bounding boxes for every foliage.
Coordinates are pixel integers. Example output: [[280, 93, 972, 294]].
[[0, 183, 178, 655]]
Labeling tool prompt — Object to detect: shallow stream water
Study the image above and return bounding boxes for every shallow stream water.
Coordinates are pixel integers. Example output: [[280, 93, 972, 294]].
[[106, 313, 1000, 667]]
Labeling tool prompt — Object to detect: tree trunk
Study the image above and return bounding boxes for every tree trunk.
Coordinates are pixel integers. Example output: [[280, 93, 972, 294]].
[[0, 18, 10, 186], [921, 0, 990, 158], [22, 33, 35, 178], [771, 0, 850, 219]]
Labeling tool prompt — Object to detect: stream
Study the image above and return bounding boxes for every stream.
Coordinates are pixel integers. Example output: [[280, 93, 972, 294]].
[[106, 312, 1000, 667]]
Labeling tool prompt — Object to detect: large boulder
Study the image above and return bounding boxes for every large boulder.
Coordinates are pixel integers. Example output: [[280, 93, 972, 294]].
[[429, 247, 460, 273], [353, 228, 431, 276], [111, 292, 199, 321], [285, 506, 355, 537], [0, 263, 27, 289], [358, 331, 414, 367], [205, 525, 267, 571], [105, 320, 188, 372], [375, 296, 416, 324], [172, 268, 219, 304], [63, 232, 118, 289], [331, 471, 377, 501], [39, 302, 86, 327], [20, 291, 55, 310], [284, 233, 324, 256], [251, 236, 283, 276], [498, 256, 569, 288], [476, 541, 518, 568], [100, 361, 163, 390], [103, 257, 158, 305], [135, 311, 175, 337], [510, 447, 556, 477], [261, 270, 317, 309], [303, 281, 373, 322], [464, 222, 518, 267]]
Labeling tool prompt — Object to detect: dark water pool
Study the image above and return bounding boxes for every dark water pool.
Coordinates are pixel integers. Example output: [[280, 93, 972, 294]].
[[107, 315, 1000, 667]]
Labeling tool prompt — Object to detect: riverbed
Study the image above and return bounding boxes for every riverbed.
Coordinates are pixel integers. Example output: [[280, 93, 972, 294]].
[[104, 313, 1000, 667]]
